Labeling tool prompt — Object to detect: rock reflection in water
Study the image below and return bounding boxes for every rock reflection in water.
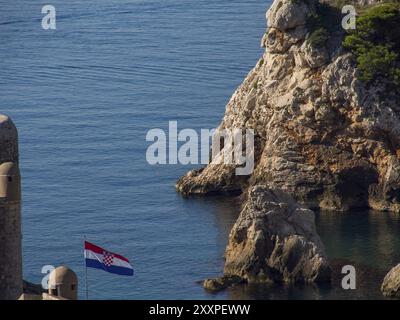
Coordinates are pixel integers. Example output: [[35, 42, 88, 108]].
[[224, 259, 387, 300]]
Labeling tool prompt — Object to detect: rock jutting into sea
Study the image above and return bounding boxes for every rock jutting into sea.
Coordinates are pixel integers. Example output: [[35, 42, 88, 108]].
[[176, 0, 400, 213], [177, 0, 400, 292]]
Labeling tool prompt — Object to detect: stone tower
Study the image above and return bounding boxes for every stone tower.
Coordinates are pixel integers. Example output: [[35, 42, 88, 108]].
[[0, 114, 22, 300], [48, 266, 78, 300]]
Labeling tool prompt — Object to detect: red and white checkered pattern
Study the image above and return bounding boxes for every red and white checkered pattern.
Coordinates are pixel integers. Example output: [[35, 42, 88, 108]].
[[102, 251, 114, 267]]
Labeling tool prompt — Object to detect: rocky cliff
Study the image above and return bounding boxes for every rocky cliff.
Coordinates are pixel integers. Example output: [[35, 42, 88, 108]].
[[177, 0, 400, 212]]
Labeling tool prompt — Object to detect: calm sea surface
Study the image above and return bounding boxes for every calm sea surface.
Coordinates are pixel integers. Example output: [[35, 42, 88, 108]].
[[1, 0, 399, 299]]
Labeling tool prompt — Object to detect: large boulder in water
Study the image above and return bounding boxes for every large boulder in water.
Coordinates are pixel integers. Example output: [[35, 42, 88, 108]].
[[223, 186, 331, 283], [381, 264, 400, 297]]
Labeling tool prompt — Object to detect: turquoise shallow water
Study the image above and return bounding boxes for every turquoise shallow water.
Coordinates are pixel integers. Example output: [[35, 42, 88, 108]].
[[1, 0, 399, 300]]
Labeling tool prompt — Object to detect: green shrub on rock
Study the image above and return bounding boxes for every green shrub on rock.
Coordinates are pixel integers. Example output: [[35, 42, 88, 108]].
[[308, 27, 330, 47], [356, 45, 398, 83], [306, 1, 342, 48], [343, 3, 400, 87]]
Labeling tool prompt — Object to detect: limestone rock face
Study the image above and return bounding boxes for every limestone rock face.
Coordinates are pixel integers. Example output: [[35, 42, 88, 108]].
[[267, 0, 310, 31], [381, 264, 400, 297], [177, 0, 400, 212], [223, 186, 331, 283]]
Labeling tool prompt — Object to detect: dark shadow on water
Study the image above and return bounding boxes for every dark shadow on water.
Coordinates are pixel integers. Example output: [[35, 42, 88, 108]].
[[316, 209, 400, 270], [225, 258, 390, 300]]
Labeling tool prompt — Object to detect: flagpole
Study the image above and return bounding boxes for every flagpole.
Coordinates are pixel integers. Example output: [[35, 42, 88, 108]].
[[84, 235, 89, 300]]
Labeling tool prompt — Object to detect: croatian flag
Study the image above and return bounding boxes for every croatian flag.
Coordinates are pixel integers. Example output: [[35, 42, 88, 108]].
[[84, 241, 134, 276]]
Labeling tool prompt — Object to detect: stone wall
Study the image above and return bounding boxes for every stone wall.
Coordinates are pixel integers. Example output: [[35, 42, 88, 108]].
[[0, 115, 22, 300]]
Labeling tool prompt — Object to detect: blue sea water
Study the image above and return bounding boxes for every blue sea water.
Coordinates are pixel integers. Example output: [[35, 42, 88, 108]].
[[1, 0, 400, 300]]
